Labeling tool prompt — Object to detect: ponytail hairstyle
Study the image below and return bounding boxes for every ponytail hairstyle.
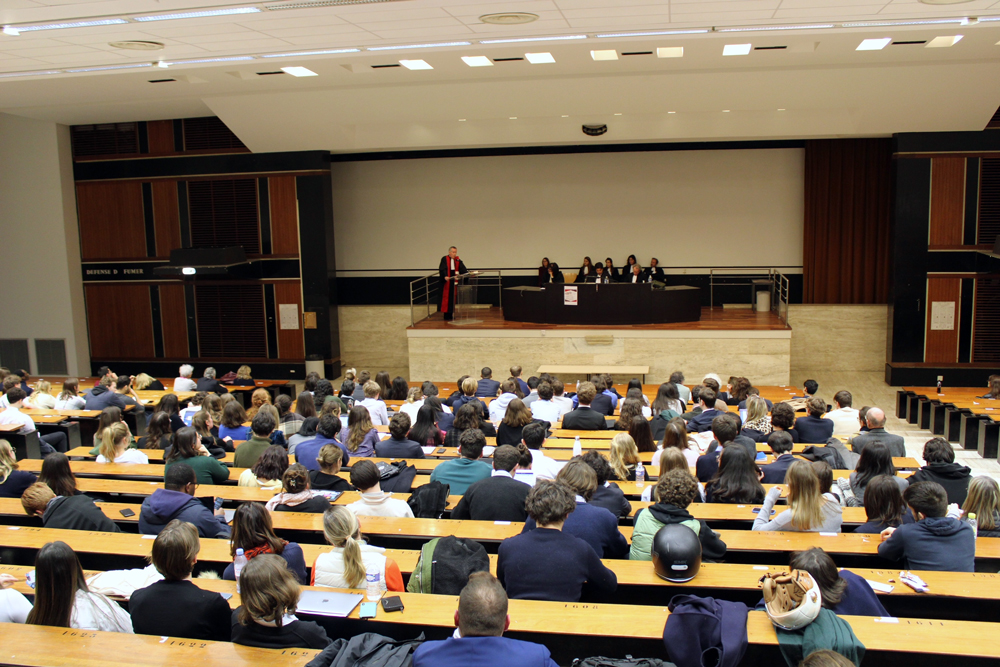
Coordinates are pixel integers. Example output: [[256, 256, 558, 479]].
[[516, 443, 533, 470], [346, 405, 374, 453], [98, 422, 131, 462], [322, 505, 366, 588], [281, 463, 310, 494], [94, 406, 123, 443]]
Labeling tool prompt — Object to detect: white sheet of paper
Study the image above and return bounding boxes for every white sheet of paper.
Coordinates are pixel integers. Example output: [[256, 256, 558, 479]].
[[865, 579, 894, 593], [278, 303, 299, 330]]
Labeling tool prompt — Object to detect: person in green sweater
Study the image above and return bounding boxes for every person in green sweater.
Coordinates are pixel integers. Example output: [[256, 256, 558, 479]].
[[233, 411, 277, 470], [629, 468, 727, 562], [164, 427, 230, 485], [429, 428, 492, 495]]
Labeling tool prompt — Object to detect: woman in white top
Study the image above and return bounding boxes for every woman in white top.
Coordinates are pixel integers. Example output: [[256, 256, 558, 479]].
[[651, 419, 701, 469], [173, 364, 197, 393], [310, 506, 405, 592], [27, 380, 56, 410], [27, 541, 132, 633], [346, 460, 414, 518], [398, 386, 424, 421], [95, 422, 148, 465], [54, 378, 86, 411], [0, 574, 32, 623]]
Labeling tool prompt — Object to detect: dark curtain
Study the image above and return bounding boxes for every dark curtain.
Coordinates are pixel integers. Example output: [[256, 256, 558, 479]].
[[803, 139, 892, 304]]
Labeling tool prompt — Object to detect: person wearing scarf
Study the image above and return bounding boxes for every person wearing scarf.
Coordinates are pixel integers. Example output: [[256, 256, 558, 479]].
[[266, 464, 331, 514], [439, 246, 468, 321]]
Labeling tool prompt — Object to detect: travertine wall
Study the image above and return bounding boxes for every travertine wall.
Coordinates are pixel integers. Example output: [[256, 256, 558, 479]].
[[337, 305, 412, 379], [787, 304, 888, 374]]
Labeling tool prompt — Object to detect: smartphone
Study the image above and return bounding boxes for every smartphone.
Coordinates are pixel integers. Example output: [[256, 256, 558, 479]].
[[751, 508, 776, 515], [381, 596, 404, 612], [119, 508, 136, 517], [359, 602, 378, 619], [435, 448, 446, 454], [214, 497, 224, 511]]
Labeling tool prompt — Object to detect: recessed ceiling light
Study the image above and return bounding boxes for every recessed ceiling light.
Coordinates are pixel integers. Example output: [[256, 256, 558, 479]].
[[722, 44, 752, 56], [459, 118, 466, 121], [509, 116, 517, 119], [400, 59, 433, 70], [369, 41, 470, 51], [261, 49, 359, 57], [2, 26, 19, 36], [157, 60, 170, 69], [462, 56, 493, 67], [525, 52, 555, 64], [109, 40, 165, 51], [134, 7, 260, 21], [481, 35, 586, 44], [722, 109, 731, 113], [14, 18, 127, 32], [778, 108, 786, 111], [668, 111, 676, 114], [591, 49, 618, 61], [281, 66, 318, 77], [561, 114, 569, 117], [0, 69, 61, 78], [656, 47, 684, 58], [844, 18, 962, 27], [614, 113, 623, 116], [856, 37, 892, 51], [926, 35, 963, 47], [480, 13, 538, 25]]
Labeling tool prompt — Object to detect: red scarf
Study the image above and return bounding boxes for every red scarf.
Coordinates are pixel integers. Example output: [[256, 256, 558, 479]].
[[441, 254, 461, 314], [244, 540, 288, 560]]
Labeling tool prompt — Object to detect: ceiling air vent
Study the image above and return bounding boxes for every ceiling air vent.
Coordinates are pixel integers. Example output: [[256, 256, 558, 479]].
[[148, 78, 176, 83], [257, 71, 285, 76], [892, 40, 926, 45], [754, 45, 787, 50], [493, 57, 524, 62], [371, 63, 402, 68], [622, 51, 653, 56]]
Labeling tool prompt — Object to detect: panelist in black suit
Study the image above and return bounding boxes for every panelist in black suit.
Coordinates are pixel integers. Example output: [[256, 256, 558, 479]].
[[562, 382, 609, 430], [544, 263, 564, 284], [588, 265, 612, 284], [573, 257, 595, 283], [625, 264, 644, 284], [643, 258, 665, 283], [603, 258, 619, 282]]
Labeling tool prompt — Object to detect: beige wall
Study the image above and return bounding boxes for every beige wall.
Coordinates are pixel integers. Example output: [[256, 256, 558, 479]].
[[337, 305, 412, 379], [0, 113, 89, 376], [787, 304, 888, 374]]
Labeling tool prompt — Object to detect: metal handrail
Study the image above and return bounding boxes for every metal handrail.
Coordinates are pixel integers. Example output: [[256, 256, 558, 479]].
[[772, 272, 790, 323], [409, 273, 441, 326], [708, 267, 777, 307]]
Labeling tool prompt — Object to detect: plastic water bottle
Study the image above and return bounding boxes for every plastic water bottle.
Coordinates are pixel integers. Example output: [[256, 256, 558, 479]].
[[234, 548, 247, 594], [365, 565, 382, 601], [635, 462, 645, 487], [968, 513, 978, 538], [573, 435, 582, 457]]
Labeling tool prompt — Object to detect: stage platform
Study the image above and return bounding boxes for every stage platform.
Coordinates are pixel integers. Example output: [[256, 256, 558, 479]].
[[407, 307, 792, 385]]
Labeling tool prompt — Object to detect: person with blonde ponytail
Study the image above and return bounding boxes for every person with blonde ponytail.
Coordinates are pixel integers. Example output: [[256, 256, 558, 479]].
[[311, 506, 404, 592], [752, 460, 842, 533], [96, 422, 147, 464], [27, 380, 56, 409]]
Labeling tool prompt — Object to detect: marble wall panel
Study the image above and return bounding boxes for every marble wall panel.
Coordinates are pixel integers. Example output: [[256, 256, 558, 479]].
[[787, 305, 887, 374]]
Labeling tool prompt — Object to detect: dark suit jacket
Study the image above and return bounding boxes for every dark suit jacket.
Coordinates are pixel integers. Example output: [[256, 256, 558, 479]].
[[195, 377, 228, 394], [561, 406, 608, 430], [642, 267, 665, 282], [588, 273, 612, 284], [476, 378, 501, 398], [514, 378, 530, 395], [760, 453, 796, 484], [850, 428, 906, 458], [374, 437, 425, 458], [573, 267, 594, 283], [590, 393, 614, 417], [794, 415, 835, 444], [687, 409, 721, 433]]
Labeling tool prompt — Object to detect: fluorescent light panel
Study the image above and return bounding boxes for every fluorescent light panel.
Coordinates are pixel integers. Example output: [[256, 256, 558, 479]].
[[856, 37, 892, 51], [462, 56, 493, 67], [66, 63, 153, 72], [134, 7, 260, 22], [15, 18, 127, 32], [843, 18, 964, 27], [368, 41, 469, 51], [717, 23, 833, 32], [590, 49, 618, 61], [2, 26, 20, 36], [926, 35, 963, 48], [596, 29, 707, 38], [261, 49, 359, 57], [281, 66, 318, 76], [722, 43, 752, 56], [399, 59, 432, 70], [0, 69, 61, 78], [481, 35, 585, 44], [524, 52, 555, 64], [656, 47, 683, 58], [172, 56, 256, 64]]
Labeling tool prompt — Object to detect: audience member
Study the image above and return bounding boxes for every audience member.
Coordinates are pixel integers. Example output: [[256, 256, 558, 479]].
[[346, 460, 413, 518], [277, 394, 305, 437], [878, 481, 975, 572], [311, 506, 405, 592], [84, 375, 127, 411], [1, 387, 68, 454], [740, 395, 773, 442], [669, 371, 691, 403], [497, 480, 617, 602], [409, 403, 446, 447], [510, 365, 530, 396], [958, 476, 1000, 537], [138, 412, 172, 450], [358, 380, 388, 426], [760, 431, 796, 483], [165, 427, 230, 485], [907, 437, 972, 505], [849, 408, 904, 457], [38, 452, 79, 498], [446, 402, 497, 447], [0, 571, 32, 623], [825, 391, 860, 437], [309, 444, 352, 492], [769, 402, 799, 443], [853, 475, 914, 534], [267, 464, 331, 514], [685, 387, 721, 433], [788, 548, 889, 618], [0, 440, 36, 498], [608, 433, 640, 482], [452, 445, 530, 521], [287, 417, 319, 456], [521, 376, 541, 407], [296, 415, 350, 472], [223, 502, 308, 583], [138, 463, 230, 538], [752, 461, 843, 533], [642, 447, 704, 503], [842, 442, 907, 505], [21, 481, 120, 532], [54, 378, 86, 410], [430, 429, 493, 495], [580, 450, 632, 518], [173, 365, 197, 392], [795, 397, 835, 443], [375, 412, 424, 458], [520, 422, 562, 481], [476, 367, 501, 398], [705, 444, 765, 504], [530, 382, 562, 423], [338, 405, 379, 458], [630, 469, 727, 562], [495, 398, 535, 446], [452, 378, 489, 419], [562, 382, 608, 431], [130, 520, 232, 641], [195, 367, 228, 395], [653, 419, 700, 469], [238, 445, 287, 491], [551, 379, 574, 417]]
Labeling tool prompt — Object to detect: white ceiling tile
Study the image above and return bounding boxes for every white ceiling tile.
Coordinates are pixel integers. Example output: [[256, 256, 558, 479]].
[[560, 5, 675, 19], [261, 24, 371, 38], [465, 18, 571, 31], [777, 0, 887, 7], [566, 15, 677, 27], [138, 24, 262, 38], [369, 25, 477, 39], [665, 10, 779, 22], [332, 7, 455, 22], [671, 1, 781, 14], [236, 13, 351, 30], [353, 17, 467, 31], [194, 38, 293, 52], [275, 34, 382, 46], [444, 0, 561, 17], [772, 7, 886, 19], [876, 0, 997, 12]]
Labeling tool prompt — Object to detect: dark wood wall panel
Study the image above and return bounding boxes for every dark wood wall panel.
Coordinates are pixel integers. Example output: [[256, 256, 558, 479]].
[[925, 277, 961, 363], [146, 121, 175, 154], [269, 176, 300, 255], [803, 139, 892, 304], [929, 157, 966, 246], [84, 284, 155, 359], [273, 281, 305, 360], [158, 284, 189, 358], [151, 180, 181, 258], [77, 181, 147, 260]]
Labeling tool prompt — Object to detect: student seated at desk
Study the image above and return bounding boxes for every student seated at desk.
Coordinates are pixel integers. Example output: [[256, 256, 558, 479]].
[[83, 375, 127, 411], [27, 541, 132, 633], [224, 502, 308, 583], [21, 482, 120, 532], [795, 397, 835, 443], [740, 395, 773, 443], [219, 401, 252, 441], [0, 440, 36, 499], [179, 392, 207, 426], [495, 398, 536, 447], [609, 433, 640, 482], [375, 412, 425, 459], [408, 403, 446, 448], [878, 481, 975, 572], [358, 380, 389, 427], [311, 505, 405, 593], [752, 460, 842, 533], [96, 422, 148, 465], [195, 367, 229, 396], [133, 373, 164, 391], [775, 548, 889, 618], [347, 460, 413, 518], [906, 437, 972, 506], [0, 572, 32, 623], [581, 449, 632, 518], [840, 442, 907, 507], [232, 364, 256, 387], [337, 405, 379, 459], [644, 447, 706, 503], [130, 520, 232, 641], [297, 414, 350, 471], [139, 464, 230, 538], [759, 431, 797, 484], [173, 364, 197, 393], [704, 444, 764, 504], [413, 571, 559, 667], [769, 402, 800, 443], [231, 555, 330, 649], [38, 453, 80, 498], [309, 444, 353, 492], [956, 476, 1000, 537], [193, 410, 232, 456], [445, 403, 497, 449], [1, 387, 68, 455], [155, 394, 186, 433], [232, 412, 278, 471], [630, 469, 727, 562], [430, 429, 493, 496], [54, 378, 86, 410], [137, 412, 172, 450], [497, 480, 617, 602], [165, 427, 230, 485], [853, 475, 915, 534], [266, 464, 332, 514], [238, 445, 288, 492], [452, 445, 530, 522], [27, 380, 55, 409]]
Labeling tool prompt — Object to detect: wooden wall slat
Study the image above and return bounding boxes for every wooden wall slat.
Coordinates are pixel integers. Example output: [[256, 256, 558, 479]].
[[273, 281, 305, 360], [803, 139, 892, 304], [925, 277, 961, 363], [158, 284, 189, 358], [269, 176, 300, 255], [146, 120, 175, 154], [76, 182, 147, 260], [84, 284, 155, 359], [929, 157, 966, 246], [151, 180, 181, 259]]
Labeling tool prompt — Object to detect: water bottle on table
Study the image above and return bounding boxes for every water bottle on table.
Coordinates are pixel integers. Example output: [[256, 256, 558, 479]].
[[635, 462, 645, 487], [968, 513, 978, 538], [573, 435, 582, 457], [234, 548, 247, 593], [366, 565, 382, 601]]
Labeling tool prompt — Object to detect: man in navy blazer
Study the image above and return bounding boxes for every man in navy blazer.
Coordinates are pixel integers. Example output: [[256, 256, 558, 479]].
[[760, 431, 797, 483], [475, 367, 501, 398], [413, 571, 558, 667], [560, 382, 608, 430], [509, 365, 530, 396], [794, 397, 835, 444], [686, 387, 721, 433]]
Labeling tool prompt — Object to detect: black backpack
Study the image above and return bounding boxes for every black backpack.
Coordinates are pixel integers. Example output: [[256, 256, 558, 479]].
[[406, 480, 450, 518], [406, 535, 489, 595]]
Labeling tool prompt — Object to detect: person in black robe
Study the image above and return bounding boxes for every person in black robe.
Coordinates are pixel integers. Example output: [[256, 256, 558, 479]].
[[439, 246, 468, 321]]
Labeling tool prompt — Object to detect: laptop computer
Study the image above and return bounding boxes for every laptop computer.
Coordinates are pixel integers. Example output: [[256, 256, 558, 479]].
[[296, 590, 364, 618]]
